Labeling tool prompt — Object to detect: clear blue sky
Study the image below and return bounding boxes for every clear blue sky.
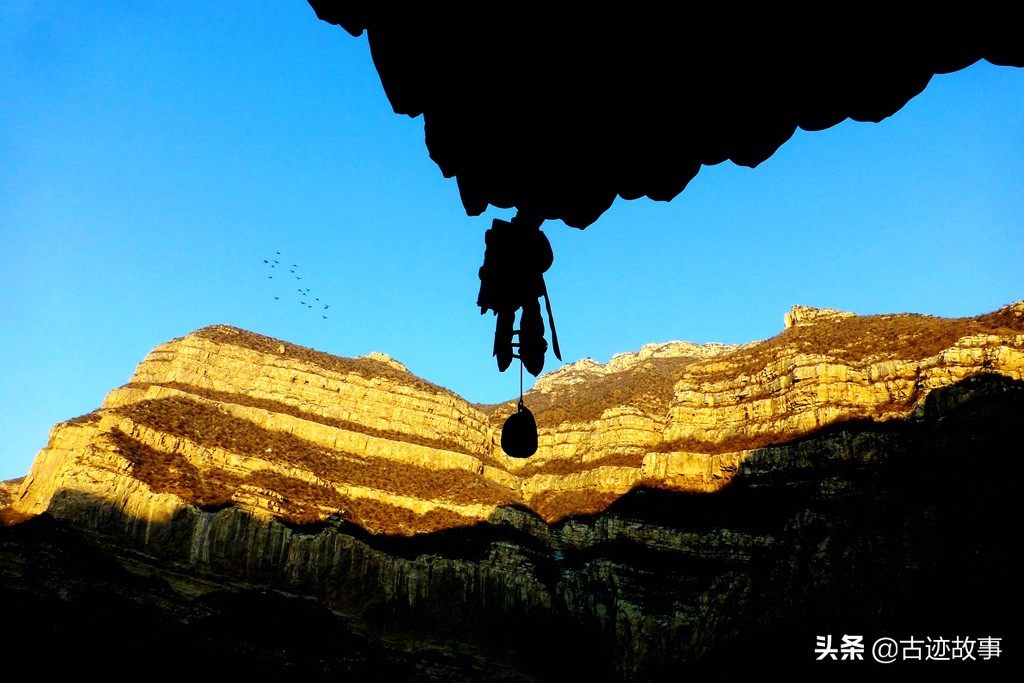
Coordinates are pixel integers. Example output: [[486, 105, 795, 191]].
[[3, 3, 1022, 481]]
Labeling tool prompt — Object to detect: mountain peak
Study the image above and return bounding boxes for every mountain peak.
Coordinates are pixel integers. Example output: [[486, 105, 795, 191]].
[[4, 301, 1023, 535]]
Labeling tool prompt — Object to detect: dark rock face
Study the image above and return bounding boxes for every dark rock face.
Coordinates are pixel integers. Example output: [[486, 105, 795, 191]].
[[1, 374, 1015, 677], [308, 4, 1024, 228]]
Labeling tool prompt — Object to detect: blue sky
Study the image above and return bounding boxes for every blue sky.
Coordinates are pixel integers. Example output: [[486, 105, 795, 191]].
[[2, 3, 1022, 481]]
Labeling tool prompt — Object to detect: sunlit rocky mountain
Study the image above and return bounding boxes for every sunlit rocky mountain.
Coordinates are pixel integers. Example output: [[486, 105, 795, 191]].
[[2, 302, 1019, 677]]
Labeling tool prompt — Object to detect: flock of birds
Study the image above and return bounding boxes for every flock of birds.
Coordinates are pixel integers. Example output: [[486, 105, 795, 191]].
[[263, 251, 331, 319]]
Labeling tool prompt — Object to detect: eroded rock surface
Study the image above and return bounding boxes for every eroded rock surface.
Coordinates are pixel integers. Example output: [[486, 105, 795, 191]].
[[2, 302, 1019, 676]]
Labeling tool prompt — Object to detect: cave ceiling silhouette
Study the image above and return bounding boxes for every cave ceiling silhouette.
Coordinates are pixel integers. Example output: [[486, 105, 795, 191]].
[[308, 5, 1023, 229]]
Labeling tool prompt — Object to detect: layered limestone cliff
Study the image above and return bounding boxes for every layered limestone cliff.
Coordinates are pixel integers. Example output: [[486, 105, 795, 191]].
[[8, 302, 1024, 533], [2, 302, 1020, 676]]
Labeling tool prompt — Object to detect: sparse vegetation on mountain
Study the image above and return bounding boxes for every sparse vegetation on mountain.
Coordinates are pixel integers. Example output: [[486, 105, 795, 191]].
[[5, 302, 1022, 536]]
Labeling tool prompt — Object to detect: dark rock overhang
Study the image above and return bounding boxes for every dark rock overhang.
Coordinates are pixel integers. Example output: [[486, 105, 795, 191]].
[[307, 4, 1023, 229]]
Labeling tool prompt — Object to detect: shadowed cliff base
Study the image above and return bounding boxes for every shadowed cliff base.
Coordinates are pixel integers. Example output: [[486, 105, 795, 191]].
[[1, 374, 1016, 676]]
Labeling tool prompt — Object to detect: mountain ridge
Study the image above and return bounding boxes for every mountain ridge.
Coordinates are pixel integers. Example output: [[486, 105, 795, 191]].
[[4, 301, 1022, 533], [1, 301, 1018, 675]]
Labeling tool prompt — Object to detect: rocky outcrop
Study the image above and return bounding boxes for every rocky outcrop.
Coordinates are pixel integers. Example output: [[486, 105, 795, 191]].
[[11, 326, 516, 535], [11, 303, 1023, 531], [2, 302, 1020, 676]]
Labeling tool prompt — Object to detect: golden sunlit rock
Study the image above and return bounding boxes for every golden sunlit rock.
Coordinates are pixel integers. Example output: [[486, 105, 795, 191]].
[[6, 302, 1022, 533]]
